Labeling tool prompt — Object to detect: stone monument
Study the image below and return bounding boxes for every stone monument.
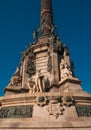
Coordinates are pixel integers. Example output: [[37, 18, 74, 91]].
[[0, 0, 91, 129]]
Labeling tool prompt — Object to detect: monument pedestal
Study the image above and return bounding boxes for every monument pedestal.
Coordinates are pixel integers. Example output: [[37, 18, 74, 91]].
[[59, 77, 83, 92], [0, 0, 91, 129], [0, 90, 91, 130], [0, 118, 91, 130]]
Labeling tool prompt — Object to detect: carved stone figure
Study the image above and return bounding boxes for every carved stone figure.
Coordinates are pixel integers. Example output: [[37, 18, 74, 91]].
[[56, 36, 62, 51], [10, 67, 22, 86], [33, 28, 38, 42], [63, 46, 71, 67], [60, 63, 72, 80], [44, 77, 50, 92], [26, 53, 36, 77], [35, 71, 45, 92], [27, 78, 36, 94], [27, 70, 46, 93], [60, 46, 73, 80]]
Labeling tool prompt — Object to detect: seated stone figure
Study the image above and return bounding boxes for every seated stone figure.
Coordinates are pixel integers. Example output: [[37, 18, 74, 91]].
[[60, 45, 74, 80], [60, 63, 72, 80]]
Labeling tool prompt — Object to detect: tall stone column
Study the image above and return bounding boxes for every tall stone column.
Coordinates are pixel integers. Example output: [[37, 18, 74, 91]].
[[40, 0, 53, 36]]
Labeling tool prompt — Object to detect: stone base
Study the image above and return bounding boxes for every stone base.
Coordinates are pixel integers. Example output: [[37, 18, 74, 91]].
[[0, 118, 91, 130], [58, 77, 85, 93], [0, 91, 91, 130]]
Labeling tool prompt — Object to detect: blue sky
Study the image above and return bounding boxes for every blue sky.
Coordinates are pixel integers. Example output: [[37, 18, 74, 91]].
[[0, 0, 91, 96]]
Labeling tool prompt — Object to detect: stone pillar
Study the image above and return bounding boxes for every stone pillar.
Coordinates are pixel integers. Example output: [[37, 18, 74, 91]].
[[51, 51, 59, 85]]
